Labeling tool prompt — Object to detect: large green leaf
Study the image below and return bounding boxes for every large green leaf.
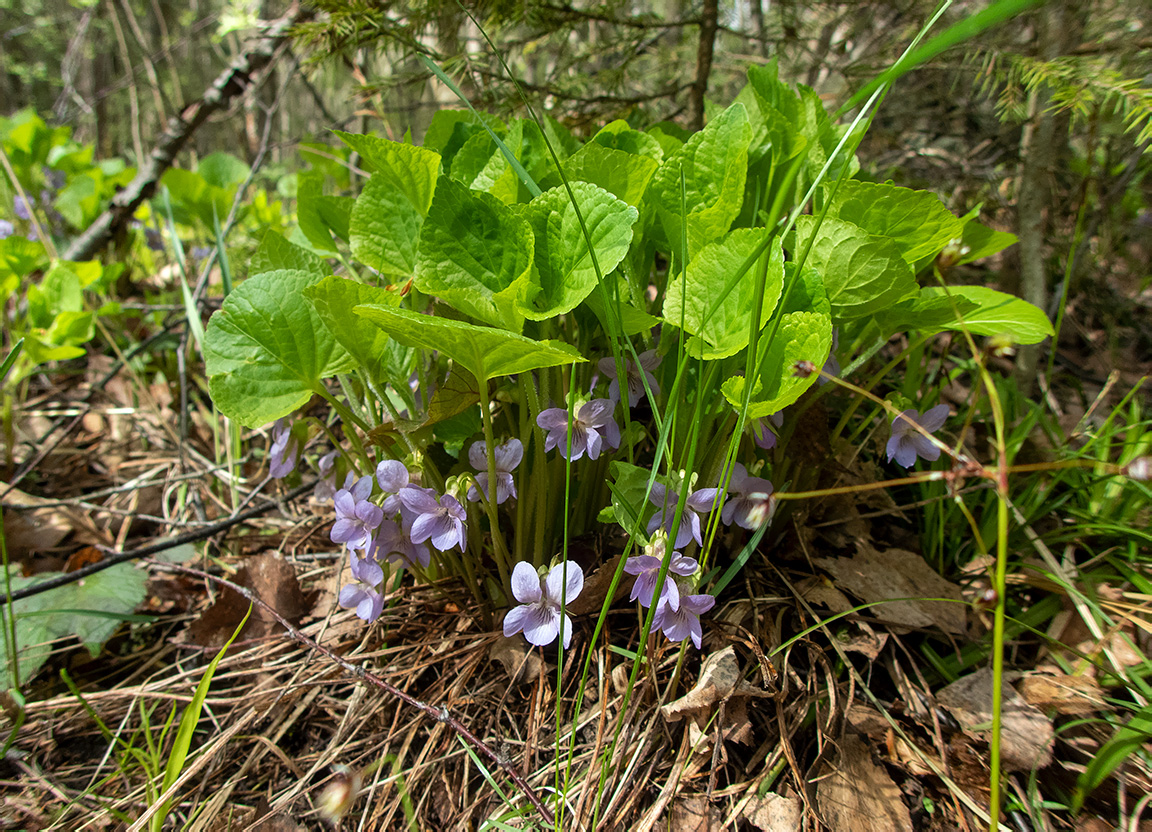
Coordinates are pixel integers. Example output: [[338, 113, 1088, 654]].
[[454, 118, 556, 205], [1, 563, 148, 689], [414, 176, 534, 330], [663, 229, 784, 359], [871, 293, 980, 336], [919, 285, 1053, 344], [296, 172, 340, 253], [302, 276, 413, 387], [517, 182, 638, 321], [582, 284, 660, 336], [957, 216, 1018, 264], [721, 309, 833, 417], [650, 103, 753, 260], [827, 180, 963, 265], [423, 109, 503, 168], [335, 131, 440, 214], [342, 133, 441, 277], [250, 230, 327, 276], [355, 303, 584, 383], [205, 269, 354, 426], [562, 141, 658, 208], [197, 152, 250, 189], [350, 174, 426, 276], [793, 215, 917, 319], [590, 120, 663, 162]]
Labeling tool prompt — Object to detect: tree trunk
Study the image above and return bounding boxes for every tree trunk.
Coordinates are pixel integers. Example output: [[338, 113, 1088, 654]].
[[1014, 1, 1080, 390], [687, 0, 720, 131], [748, 0, 769, 59]]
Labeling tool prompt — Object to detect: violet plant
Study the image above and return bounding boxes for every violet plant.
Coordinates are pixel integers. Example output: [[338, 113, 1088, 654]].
[[200, 65, 1053, 660]]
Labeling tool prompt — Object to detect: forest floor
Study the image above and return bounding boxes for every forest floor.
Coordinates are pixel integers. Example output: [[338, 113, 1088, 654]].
[[2, 256, 1151, 831]]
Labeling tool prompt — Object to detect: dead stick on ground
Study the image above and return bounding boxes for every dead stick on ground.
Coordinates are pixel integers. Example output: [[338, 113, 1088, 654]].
[[62, 4, 307, 262], [145, 558, 557, 826]]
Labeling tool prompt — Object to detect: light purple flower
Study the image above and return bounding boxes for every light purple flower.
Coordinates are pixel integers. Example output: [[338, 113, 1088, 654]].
[[598, 349, 661, 407], [368, 517, 430, 570], [537, 399, 621, 461], [721, 462, 775, 530], [375, 459, 410, 514], [339, 552, 384, 621], [503, 561, 584, 648], [818, 328, 841, 386], [749, 411, 784, 450], [313, 450, 340, 502], [13, 195, 32, 220], [653, 593, 715, 649], [623, 550, 698, 610], [0, 219, 13, 240], [331, 475, 383, 550], [268, 418, 300, 479], [886, 404, 950, 468], [646, 481, 718, 549], [399, 488, 467, 552], [467, 438, 523, 504], [338, 547, 385, 622]]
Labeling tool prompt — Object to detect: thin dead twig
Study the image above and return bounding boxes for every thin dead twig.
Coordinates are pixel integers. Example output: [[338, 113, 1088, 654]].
[[0, 481, 314, 605]]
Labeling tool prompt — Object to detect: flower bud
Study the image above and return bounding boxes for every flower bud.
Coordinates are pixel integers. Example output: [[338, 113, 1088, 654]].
[[1124, 456, 1151, 481], [317, 766, 361, 825], [936, 237, 971, 271]]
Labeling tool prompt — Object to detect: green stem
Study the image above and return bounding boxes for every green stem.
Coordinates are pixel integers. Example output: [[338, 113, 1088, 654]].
[[476, 376, 512, 580]]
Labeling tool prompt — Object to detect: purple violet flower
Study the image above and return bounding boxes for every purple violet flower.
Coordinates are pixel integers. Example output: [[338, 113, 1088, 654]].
[[314, 450, 340, 502], [338, 548, 385, 622], [537, 399, 621, 461], [467, 438, 523, 505], [368, 518, 430, 570], [503, 561, 584, 648], [331, 475, 383, 551], [0, 219, 13, 240], [598, 349, 661, 408], [398, 488, 467, 552], [13, 195, 33, 221], [375, 459, 410, 514], [653, 593, 715, 649], [886, 404, 950, 468], [623, 548, 699, 610], [749, 411, 784, 450], [721, 463, 775, 530], [267, 418, 300, 479], [646, 480, 718, 549]]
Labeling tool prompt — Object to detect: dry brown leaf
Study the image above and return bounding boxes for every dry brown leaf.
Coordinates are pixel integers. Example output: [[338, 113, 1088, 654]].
[[937, 666, 1054, 771], [845, 702, 890, 740], [816, 733, 913, 832], [668, 796, 722, 831], [661, 646, 768, 746], [488, 637, 543, 685], [838, 620, 889, 660], [186, 551, 307, 649], [814, 544, 967, 635], [1, 485, 82, 559], [798, 575, 854, 613], [1016, 673, 1105, 715], [741, 791, 802, 831], [1046, 587, 1147, 675], [890, 735, 937, 777], [566, 554, 627, 616]]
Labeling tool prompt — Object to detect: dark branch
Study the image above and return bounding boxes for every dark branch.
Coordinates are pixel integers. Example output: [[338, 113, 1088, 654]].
[[62, 5, 307, 262]]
